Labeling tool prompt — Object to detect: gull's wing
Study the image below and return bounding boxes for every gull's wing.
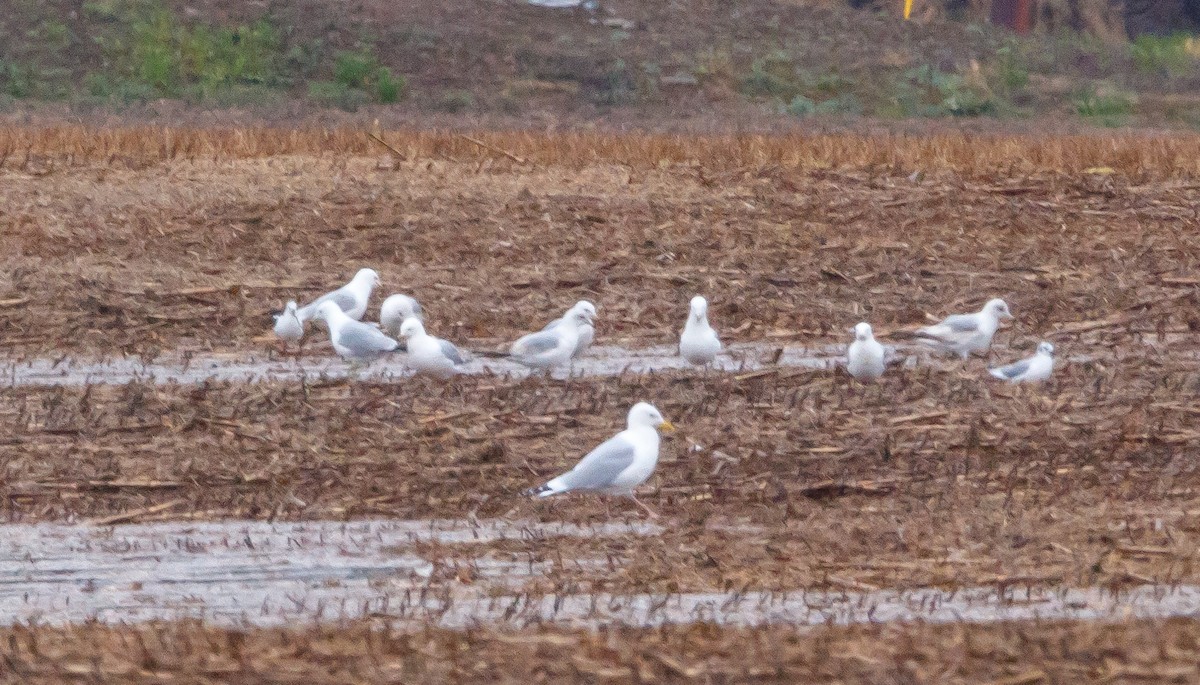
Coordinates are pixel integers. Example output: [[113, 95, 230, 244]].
[[339, 322, 399, 354], [540, 316, 564, 332], [297, 287, 354, 321], [438, 338, 465, 365], [513, 330, 561, 355], [558, 435, 637, 492], [939, 314, 980, 332], [989, 357, 1031, 380]]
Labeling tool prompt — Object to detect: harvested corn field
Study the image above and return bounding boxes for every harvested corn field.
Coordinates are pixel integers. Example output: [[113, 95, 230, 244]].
[[1, 127, 1199, 682]]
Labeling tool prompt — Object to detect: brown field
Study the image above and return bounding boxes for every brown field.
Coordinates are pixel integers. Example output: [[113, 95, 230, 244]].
[[2, 126, 1200, 680], [3, 619, 1200, 684]]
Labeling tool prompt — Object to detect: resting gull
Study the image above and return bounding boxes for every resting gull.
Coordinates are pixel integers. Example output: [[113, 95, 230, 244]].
[[541, 300, 597, 358], [399, 317, 465, 378], [847, 322, 885, 382], [510, 307, 593, 369], [989, 341, 1055, 383], [679, 295, 722, 366], [380, 294, 423, 337]]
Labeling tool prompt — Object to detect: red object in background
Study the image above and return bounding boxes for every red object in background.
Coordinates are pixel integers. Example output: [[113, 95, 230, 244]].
[[990, 0, 1035, 33]]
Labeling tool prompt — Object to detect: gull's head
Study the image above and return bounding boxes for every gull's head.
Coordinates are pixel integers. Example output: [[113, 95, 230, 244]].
[[628, 401, 675, 432], [382, 294, 422, 323], [284, 300, 298, 313], [568, 308, 592, 327], [572, 300, 597, 322], [354, 268, 381, 289], [854, 322, 874, 341], [689, 295, 708, 320], [314, 301, 342, 321], [399, 317, 425, 339], [984, 298, 1013, 320], [1037, 341, 1055, 356]]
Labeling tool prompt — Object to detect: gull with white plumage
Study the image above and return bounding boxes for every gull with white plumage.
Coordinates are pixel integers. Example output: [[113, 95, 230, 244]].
[[399, 317, 465, 378], [679, 295, 721, 366], [312, 301, 400, 364], [525, 402, 675, 517], [846, 322, 885, 382], [509, 307, 594, 370], [380, 293, 423, 337], [295, 268, 380, 325], [541, 300, 597, 358], [989, 341, 1055, 383], [915, 298, 1013, 359], [272, 301, 304, 349]]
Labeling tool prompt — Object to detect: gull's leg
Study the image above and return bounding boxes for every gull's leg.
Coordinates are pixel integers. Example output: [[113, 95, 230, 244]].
[[629, 495, 659, 519]]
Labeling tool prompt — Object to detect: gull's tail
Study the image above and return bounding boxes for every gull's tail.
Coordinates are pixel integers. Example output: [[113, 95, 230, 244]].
[[987, 367, 1009, 380], [523, 477, 568, 498]]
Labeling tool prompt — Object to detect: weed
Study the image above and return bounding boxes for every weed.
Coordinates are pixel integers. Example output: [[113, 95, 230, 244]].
[[435, 89, 475, 113], [1130, 33, 1198, 77], [741, 50, 799, 99], [306, 80, 369, 111], [1073, 83, 1135, 125], [327, 48, 407, 104]]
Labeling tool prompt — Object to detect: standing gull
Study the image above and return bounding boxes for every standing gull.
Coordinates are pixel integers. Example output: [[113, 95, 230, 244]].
[[524, 402, 675, 517], [296, 268, 380, 324], [542, 300, 597, 358], [847, 322, 885, 382], [679, 295, 721, 366], [510, 308, 593, 370], [313, 301, 400, 363], [915, 298, 1013, 359], [380, 294, 423, 337], [990, 341, 1055, 383], [399, 317, 465, 378], [272, 301, 304, 348]]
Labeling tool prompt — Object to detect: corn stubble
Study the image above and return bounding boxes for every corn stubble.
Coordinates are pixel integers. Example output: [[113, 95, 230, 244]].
[[1, 126, 1199, 682]]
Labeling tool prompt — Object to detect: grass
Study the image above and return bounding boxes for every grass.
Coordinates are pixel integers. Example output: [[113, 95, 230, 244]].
[[5, 127, 1200, 177]]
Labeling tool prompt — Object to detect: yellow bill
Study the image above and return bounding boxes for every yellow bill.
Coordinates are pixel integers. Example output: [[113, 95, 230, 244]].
[[904, 0, 913, 19], [659, 421, 676, 432]]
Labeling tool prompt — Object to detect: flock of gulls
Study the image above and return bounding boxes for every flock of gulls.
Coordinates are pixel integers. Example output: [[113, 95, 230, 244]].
[[272, 267, 1056, 516]]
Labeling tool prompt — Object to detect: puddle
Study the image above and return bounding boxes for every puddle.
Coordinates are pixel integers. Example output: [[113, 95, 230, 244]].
[[0, 517, 1195, 629], [0, 343, 860, 388]]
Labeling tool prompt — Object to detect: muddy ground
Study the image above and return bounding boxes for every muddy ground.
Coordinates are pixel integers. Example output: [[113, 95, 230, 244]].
[[1, 128, 1199, 680]]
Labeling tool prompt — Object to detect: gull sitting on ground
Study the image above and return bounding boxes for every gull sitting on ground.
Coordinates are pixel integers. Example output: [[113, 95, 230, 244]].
[[399, 317, 464, 378], [679, 295, 722, 366], [541, 300, 597, 358], [510, 308, 594, 370], [524, 402, 675, 517], [915, 298, 1013, 359], [272, 301, 304, 350], [380, 294, 423, 337], [989, 341, 1055, 383], [313, 301, 400, 364], [847, 322, 885, 382], [296, 268, 380, 324]]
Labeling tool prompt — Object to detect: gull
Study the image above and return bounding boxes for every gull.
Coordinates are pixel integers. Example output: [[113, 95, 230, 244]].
[[272, 301, 304, 348], [542, 300, 597, 357], [990, 341, 1055, 383], [296, 268, 380, 324], [380, 294, 423, 337], [399, 317, 465, 378], [524, 402, 674, 517], [510, 308, 593, 369], [679, 295, 721, 366], [847, 322, 885, 382], [915, 298, 1013, 359], [312, 301, 399, 363]]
